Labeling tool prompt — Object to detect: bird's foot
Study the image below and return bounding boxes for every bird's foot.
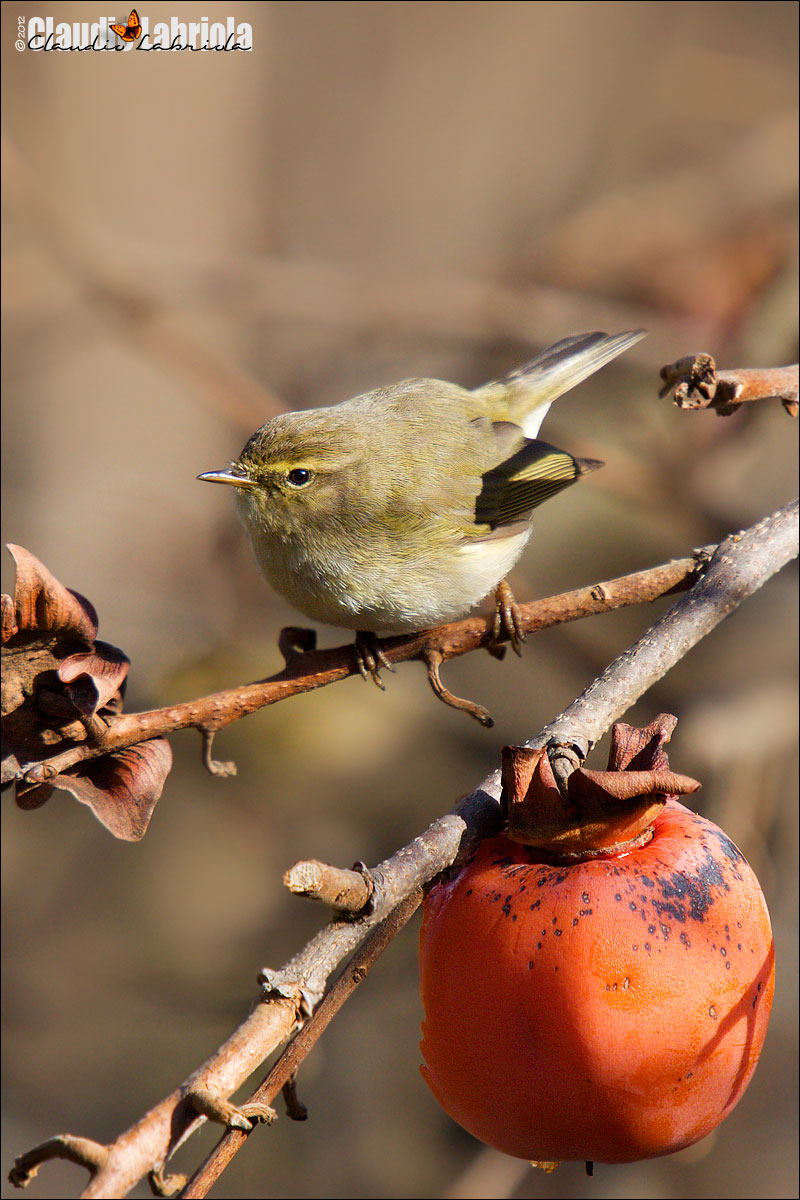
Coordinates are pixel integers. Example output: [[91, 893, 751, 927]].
[[490, 579, 526, 658], [354, 631, 396, 689]]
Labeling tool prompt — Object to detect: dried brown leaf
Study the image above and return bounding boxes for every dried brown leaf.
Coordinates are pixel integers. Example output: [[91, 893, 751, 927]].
[[59, 644, 130, 717], [5, 544, 98, 645], [606, 714, 677, 773], [49, 740, 173, 841]]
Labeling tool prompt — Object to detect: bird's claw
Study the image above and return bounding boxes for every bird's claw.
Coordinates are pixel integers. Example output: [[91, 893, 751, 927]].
[[492, 580, 526, 657], [354, 631, 396, 688]]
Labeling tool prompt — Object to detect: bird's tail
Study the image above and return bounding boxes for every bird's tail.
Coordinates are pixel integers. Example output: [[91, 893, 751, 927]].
[[472, 329, 646, 438]]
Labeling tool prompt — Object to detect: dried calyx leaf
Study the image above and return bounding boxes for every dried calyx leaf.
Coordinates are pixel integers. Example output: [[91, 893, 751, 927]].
[[501, 715, 700, 856], [1, 545, 171, 840]]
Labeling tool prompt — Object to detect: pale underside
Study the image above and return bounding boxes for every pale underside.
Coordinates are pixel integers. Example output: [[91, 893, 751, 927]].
[[241, 513, 532, 633]]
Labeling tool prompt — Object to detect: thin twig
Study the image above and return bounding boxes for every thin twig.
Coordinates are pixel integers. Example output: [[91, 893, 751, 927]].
[[283, 860, 374, 912], [280, 1076, 308, 1123], [9, 1136, 109, 1188]]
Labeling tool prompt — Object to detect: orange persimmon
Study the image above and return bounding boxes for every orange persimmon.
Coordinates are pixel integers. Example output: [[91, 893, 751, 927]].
[[419, 725, 774, 1165]]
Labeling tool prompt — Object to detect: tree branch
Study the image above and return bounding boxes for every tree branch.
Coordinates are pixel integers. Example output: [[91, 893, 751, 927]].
[[8, 549, 709, 788], [660, 353, 799, 417], [528, 498, 798, 774], [180, 890, 425, 1198], [7, 501, 792, 1198]]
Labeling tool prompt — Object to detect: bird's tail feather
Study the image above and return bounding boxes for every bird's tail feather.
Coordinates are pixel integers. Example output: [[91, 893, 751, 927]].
[[473, 329, 646, 438]]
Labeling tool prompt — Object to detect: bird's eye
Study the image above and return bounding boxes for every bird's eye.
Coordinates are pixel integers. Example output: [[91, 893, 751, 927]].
[[286, 468, 312, 488]]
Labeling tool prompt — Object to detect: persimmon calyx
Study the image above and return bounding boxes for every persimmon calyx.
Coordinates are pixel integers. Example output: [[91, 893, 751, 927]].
[[500, 718, 701, 855]]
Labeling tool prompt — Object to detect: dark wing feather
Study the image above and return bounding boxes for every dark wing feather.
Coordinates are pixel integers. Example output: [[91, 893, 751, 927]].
[[475, 437, 602, 530]]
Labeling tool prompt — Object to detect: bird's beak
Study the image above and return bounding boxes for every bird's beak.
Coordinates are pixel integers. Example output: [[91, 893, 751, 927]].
[[197, 468, 256, 489]]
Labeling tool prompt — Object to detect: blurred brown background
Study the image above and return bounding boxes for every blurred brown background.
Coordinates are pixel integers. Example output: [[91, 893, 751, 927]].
[[1, 3, 797, 1198]]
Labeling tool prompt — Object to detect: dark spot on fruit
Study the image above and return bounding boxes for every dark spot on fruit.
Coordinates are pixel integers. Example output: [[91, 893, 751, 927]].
[[709, 1005, 717, 1020], [615, 893, 622, 902], [651, 845, 731, 924], [629, 902, 637, 912], [529, 899, 541, 910], [648, 925, 656, 935], [554, 929, 562, 937], [711, 828, 746, 872], [640, 876, 655, 889], [680, 932, 690, 947], [572, 918, 579, 926], [582, 892, 590, 903], [644, 943, 651, 953]]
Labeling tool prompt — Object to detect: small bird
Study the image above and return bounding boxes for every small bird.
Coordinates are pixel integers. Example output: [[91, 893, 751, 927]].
[[199, 330, 645, 684]]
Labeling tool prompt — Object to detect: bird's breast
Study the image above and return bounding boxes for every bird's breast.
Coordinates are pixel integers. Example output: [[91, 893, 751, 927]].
[[240, 508, 532, 634]]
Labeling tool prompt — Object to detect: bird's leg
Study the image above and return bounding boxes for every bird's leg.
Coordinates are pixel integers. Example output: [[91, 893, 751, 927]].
[[353, 631, 397, 689], [491, 579, 526, 657]]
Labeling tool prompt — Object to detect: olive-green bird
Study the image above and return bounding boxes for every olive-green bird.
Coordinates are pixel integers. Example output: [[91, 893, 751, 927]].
[[199, 329, 645, 683]]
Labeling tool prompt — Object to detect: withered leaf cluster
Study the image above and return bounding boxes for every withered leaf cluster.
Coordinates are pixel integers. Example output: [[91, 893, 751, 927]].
[[1, 546, 171, 840]]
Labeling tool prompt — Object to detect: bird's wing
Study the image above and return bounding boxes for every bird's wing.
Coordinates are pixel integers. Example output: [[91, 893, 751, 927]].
[[474, 431, 602, 531], [472, 329, 646, 438]]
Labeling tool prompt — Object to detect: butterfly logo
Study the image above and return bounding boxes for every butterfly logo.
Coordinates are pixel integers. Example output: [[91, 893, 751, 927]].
[[111, 9, 142, 41]]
